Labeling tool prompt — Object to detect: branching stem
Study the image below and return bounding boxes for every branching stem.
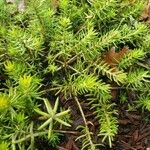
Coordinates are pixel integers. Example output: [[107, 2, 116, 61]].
[[74, 96, 95, 150]]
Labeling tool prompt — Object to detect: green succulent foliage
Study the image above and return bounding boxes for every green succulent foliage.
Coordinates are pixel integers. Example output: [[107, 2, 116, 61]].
[[93, 61, 127, 84], [0, 141, 9, 150], [4, 60, 35, 81], [119, 49, 146, 69], [35, 98, 71, 139], [73, 74, 110, 97], [17, 74, 42, 99], [0, 0, 150, 149], [126, 68, 150, 88], [97, 103, 118, 148], [137, 96, 150, 112], [76, 125, 98, 150], [0, 89, 24, 121]]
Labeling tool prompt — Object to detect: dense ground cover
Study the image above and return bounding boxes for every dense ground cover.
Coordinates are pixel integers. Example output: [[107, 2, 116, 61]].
[[0, 0, 150, 149]]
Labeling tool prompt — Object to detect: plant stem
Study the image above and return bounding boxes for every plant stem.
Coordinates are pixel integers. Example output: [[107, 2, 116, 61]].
[[12, 130, 80, 144], [74, 96, 95, 150]]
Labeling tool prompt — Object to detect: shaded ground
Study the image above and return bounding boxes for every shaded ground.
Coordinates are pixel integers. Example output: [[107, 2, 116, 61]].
[[113, 111, 150, 150], [53, 98, 150, 150]]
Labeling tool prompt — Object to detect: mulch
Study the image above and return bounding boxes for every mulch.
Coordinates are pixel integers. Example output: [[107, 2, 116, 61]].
[[113, 111, 150, 150], [55, 98, 150, 150]]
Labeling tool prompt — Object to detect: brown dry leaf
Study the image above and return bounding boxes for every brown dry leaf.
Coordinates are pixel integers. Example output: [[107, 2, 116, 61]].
[[140, 0, 150, 22], [103, 47, 129, 67], [65, 139, 73, 150], [51, 0, 59, 10], [103, 47, 129, 99]]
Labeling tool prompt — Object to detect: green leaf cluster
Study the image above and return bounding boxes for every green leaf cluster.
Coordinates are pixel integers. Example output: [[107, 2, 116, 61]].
[[0, 0, 150, 149]]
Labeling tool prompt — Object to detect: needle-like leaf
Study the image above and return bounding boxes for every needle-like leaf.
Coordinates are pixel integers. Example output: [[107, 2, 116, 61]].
[[48, 121, 53, 139], [44, 99, 53, 114], [53, 97, 59, 113], [34, 109, 50, 117], [38, 118, 52, 130], [55, 109, 70, 118], [55, 118, 71, 127]]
